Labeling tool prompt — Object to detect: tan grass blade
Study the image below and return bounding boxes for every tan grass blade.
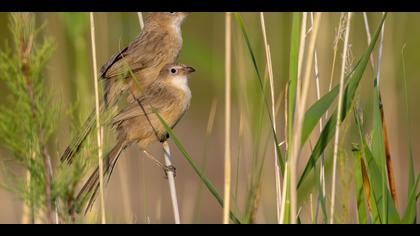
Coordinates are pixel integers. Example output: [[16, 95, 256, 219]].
[[89, 12, 106, 224], [223, 12, 232, 224]]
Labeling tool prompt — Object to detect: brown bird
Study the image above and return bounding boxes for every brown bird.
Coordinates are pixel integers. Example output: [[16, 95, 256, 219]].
[[101, 12, 188, 106], [61, 12, 188, 163], [76, 64, 195, 212]]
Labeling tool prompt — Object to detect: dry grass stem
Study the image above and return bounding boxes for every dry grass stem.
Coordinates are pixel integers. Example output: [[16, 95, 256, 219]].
[[89, 12, 106, 224], [330, 12, 352, 224], [290, 12, 322, 224], [137, 12, 145, 29], [223, 12, 232, 224], [260, 12, 282, 224], [310, 12, 326, 223], [163, 141, 181, 224]]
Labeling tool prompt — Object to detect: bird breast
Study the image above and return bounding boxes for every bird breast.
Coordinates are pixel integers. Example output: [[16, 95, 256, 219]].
[[170, 76, 191, 112]]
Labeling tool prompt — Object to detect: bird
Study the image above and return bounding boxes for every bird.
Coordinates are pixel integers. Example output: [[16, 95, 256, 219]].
[[75, 64, 195, 213], [61, 12, 188, 163]]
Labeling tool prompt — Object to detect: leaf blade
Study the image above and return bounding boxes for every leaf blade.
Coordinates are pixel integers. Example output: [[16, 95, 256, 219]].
[[154, 111, 242, 224], [297, 13, 388, 188]]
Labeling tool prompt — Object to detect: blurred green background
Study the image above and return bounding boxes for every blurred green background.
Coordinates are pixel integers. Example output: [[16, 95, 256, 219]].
[[0, 12, 419, 223]]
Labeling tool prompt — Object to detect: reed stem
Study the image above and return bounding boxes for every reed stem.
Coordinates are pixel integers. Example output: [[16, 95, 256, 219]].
[[330, 12, 352, 224], [289, 12, 322, 224], [223, 12, 232, 224], [89, 12, 106, 224], [259, 12, 282, 224], [163, 141, 181, 224]]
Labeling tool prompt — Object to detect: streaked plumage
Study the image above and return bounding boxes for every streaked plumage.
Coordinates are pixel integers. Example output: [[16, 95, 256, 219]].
[[76, 64, 195, 212], [61, 12, 188, 164], [101, 12, 187, 106]]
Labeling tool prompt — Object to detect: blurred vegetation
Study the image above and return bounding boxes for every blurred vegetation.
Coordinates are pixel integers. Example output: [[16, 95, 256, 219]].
[[0, 13, 57, 223], [0, 12, 419, 224], [0, 13, 97, 224]]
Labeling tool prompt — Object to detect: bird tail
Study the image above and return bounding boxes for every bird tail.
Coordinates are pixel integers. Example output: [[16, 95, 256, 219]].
[[60, 103, 109, 163], [74, 138, 126, 214]]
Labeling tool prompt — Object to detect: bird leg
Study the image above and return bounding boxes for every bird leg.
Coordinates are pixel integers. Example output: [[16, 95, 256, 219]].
[[142, 149, 176, 178], [163, 165, 176, 178], [159, 133, 170, 143], [129, 88, 176, 178]]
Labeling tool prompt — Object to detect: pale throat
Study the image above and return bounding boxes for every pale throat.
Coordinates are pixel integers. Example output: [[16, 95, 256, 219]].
[[171, 75, 191, 99]]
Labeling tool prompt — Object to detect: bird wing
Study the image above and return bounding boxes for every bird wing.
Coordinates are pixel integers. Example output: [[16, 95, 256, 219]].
[[99, 46, 128, 79], [100, 30, 167, 80], [112, 84, 174, 125]]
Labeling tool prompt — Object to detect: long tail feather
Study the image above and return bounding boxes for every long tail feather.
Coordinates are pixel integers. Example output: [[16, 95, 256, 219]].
[[61, 109, 97, 163], [61, 101, 112, 163], [75, 139, 126, 214]]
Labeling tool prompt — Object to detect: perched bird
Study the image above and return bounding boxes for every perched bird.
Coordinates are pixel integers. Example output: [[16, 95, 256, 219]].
[[101, 12, 189, 106], [61, 12, 188, 163], [76, 64, 195, 212]]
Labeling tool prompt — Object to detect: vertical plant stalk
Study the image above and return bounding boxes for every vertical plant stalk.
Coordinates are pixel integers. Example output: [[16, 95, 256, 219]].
[[223, 12, 232, 224], [329, 12, 352, 224], [114, 11, 149, 223], [137, 12, 145, 29], [259, 12, 282, 224], [309, 12, 326, 223], [279, 84, 288, 224], [282, 12, 307, 224], [362, 13, 376, 70], [18, 16, 56, 223], [41, 146, 55, 224], [289, 12, 322, 224], [362, 12, 398, 208], [280, 12, 301, 223], [376, 15, 398, 209], [279, 162, 289, 223], [21, 169, 32, 224], [163, 142, 181, 224], [89, 12, 106, 224], [19, 23, 37, 223], [328, 13, 346, 96], [133, 12, 181, 224], [297, 13, 308, 81]]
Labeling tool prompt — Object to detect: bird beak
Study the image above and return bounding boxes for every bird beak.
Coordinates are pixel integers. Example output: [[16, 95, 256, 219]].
[[184, 66, 196, 74]]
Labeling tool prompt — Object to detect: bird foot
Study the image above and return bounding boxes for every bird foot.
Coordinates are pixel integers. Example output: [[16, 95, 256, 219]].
[[163, 165, 176, 179], [159, 133, 170, 143]]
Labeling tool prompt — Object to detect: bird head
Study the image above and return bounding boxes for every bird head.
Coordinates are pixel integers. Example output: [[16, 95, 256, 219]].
[[162, 64, 195, 78], [159, 64, 195, 91], [147, 12, 189, 27]]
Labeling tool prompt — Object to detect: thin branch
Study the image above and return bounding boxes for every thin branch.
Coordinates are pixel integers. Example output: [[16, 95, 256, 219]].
[[89, 12, 106, 224], [330, 12, 352, 224], [223, 12, 232, 224]]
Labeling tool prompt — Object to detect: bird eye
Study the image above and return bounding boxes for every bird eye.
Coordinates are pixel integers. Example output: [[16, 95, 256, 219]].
[[170, 68, 177, 74]]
